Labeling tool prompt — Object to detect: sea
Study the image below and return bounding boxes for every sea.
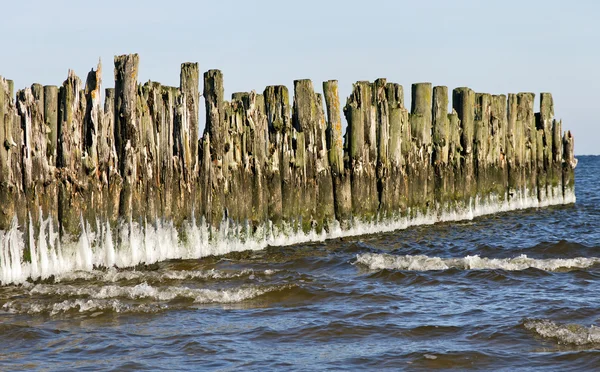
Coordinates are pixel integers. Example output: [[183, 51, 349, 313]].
[[1, 156, 599, 371]]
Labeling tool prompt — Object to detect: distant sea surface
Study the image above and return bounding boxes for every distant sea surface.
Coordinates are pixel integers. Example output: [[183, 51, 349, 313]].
[[1, 156, 599, 371]]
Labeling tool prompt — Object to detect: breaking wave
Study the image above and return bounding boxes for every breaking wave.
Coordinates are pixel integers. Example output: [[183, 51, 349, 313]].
[[1, 188, 574, 285], [355, 253, 600, 272], [523, 318, 600, 346], [1, 283, 289, 315]]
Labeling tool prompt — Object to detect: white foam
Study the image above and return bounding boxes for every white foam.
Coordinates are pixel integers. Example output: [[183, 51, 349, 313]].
[[0, 188, 575, 285], [2, 284, 284, 315], [28, 282, 284, 302], [2, 298, 162, 315], [356, 253, 599, 272], [523, 318, 600, 346], [49, 267, 272, 283]]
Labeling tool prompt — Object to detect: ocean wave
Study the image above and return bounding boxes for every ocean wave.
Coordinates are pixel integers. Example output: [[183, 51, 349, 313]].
[[49, 267, 278, 284], [355, 253, 600, 272], [28, 282, 287, 303], [1, 298, 166, 316], [1, 187, 574, 285], [523, 318, 600, 346], [2, 284, 289, 315]]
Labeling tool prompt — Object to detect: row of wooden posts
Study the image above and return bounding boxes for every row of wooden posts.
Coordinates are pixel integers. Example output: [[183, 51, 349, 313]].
[[0, 54, 576, 241]]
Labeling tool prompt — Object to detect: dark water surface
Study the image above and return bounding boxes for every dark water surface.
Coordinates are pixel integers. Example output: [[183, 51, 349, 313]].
[[1, 156, 599, 371]]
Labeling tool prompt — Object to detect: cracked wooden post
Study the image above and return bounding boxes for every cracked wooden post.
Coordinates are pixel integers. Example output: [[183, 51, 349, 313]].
[[17, 83, 58, 238], [293, 80, 335, 232], [83, 62, 104, 226], [179, 63, 200, 226], [57, 71, 86, 238], [0, 77, 20, 230], [536, 93, 560, 201], [474, 92, 508, 205], [84, 63, 101, 177], [517, 92, 537, 202], [432, 86, 452, 212], [225, 94, 242, 227], [314, 92, 335, 232], [344, 81, 378, 222], [409, 82, 434, 216], [11, 80, 27, 227], [180, 63, 199, 175], [473, 93, 489, 198], [242, 91, 269, 229], [16, 89, 33, 201], [146, 83, 171, 221], [101, 87, 121, 225], [114, 54, 140, 225], [453, 87, 476, 206], [385, 82, 409, 217], [264, 85, 293, 232], [203, 69, 225, 231], [44, 85, 58, 166], [293, 79, 323, 232], [507, 93, 521, 200], [220, 92, 251, 229], [562, 131, 576, 200], [448, 108, 462, 204], [552, 118, 563, 201], [159, 85, 180, 227], [490, 94, 508, 203], [374, 78, 393, 219], [136, 83, 159, 224], [323, 80, 352, 226]]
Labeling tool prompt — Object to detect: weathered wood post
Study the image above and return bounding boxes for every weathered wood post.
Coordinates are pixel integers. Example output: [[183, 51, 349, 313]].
[[178, 63, 199, 226], [314, 93, 336, 231], [536, 93, 559, 201], [244, 91, 269, 229], [385, 82, 410, 218], [408, 83, 434, 216], [517, 92, 538, 202], [374, 78, 389, 218], [432, 86, 452, 212], [101, 87, 121, 225], [323, 80, 352, 226], [57, 70, 86, 238], [551, 118, 564, 200], [114, 54, 140, 223], [265, 85, 296, 232], [180, 63, 199, 175], [453, 87, 476, 207], [344, 81, 378, 221], [293, 79, 331, 232], [490, 95, 508, 203], [507, 93, 520, 200], [203, 70, 226, 230], [43, 84, 60, 229], [473, 92, 491, 198], [562, 131, 576, 200], [0, 77, 20, 230]]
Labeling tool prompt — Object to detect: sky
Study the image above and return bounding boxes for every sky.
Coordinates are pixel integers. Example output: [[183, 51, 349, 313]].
[[1, 0, 598, 154]]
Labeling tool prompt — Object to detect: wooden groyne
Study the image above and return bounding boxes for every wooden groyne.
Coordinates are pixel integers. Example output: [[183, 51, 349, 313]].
[[0, 54, 576, 249]]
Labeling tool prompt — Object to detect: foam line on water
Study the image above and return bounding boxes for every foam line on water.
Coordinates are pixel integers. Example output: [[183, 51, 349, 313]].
[[0, 189, 574, 285], [355, 253, 599, 272], [28, 282, 286, 303], [48, 267, 278, 283], [2, 284, 288, 315], [523, 318, 600, 346]]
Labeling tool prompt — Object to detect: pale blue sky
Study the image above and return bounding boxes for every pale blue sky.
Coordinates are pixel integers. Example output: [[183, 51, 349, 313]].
[[2, 0, 598, 154]]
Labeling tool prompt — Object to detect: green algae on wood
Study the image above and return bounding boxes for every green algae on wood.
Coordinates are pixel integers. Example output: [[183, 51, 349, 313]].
[[0, 53, 578, 251]]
